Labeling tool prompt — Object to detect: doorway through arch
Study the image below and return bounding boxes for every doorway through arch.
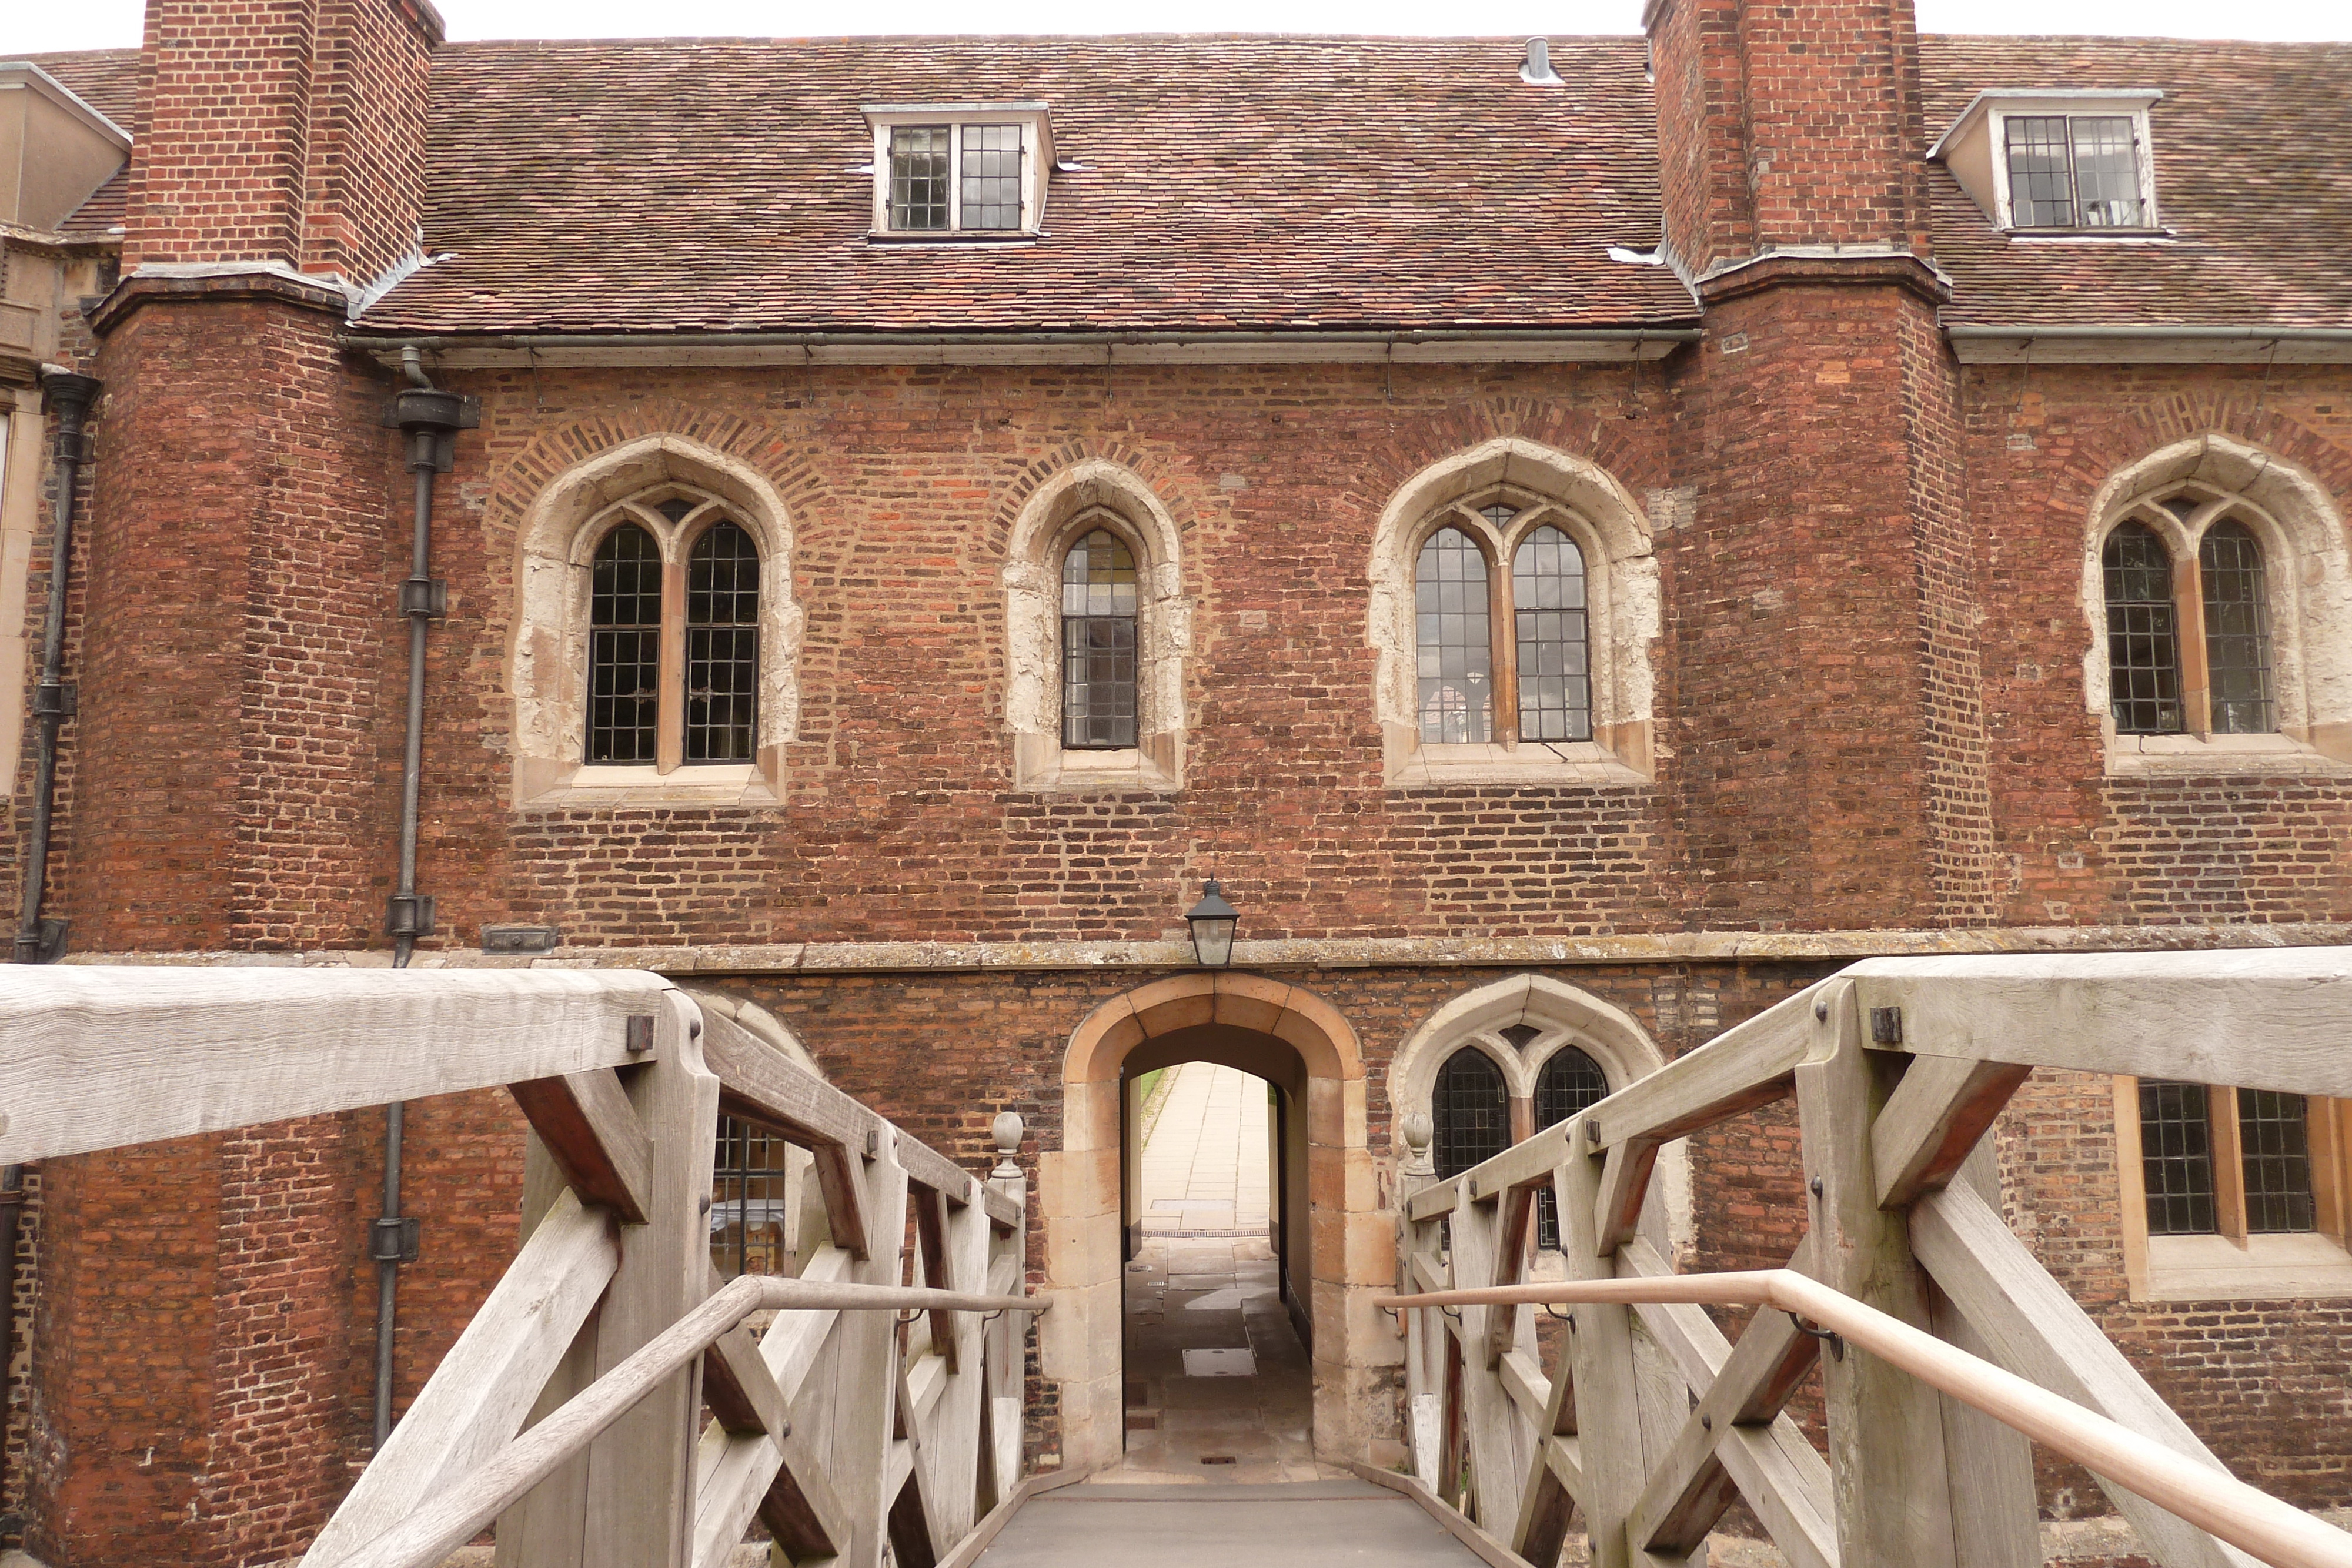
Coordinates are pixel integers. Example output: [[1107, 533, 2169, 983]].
[[1042, 974, 1381, 1475]]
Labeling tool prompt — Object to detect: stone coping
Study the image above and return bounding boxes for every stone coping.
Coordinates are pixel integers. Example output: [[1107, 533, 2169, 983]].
[[58, 922, 2352, 975]]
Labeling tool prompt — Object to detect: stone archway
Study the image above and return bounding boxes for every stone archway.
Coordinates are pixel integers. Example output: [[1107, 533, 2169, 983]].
[[1040, 973, 1385, 1473]]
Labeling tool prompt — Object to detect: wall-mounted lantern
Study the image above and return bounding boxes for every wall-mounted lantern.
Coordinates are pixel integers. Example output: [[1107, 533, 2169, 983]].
[[1184, 880, 1240, 968]]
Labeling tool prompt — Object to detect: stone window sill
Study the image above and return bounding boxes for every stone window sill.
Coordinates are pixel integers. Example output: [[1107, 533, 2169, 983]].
[[2137, 1232, 2352, 1302], [1388, 740, 1649, 790], [1015, 747, 1180, 795], [518, 763, 781, 810], [2105, 731, 2352, 778]]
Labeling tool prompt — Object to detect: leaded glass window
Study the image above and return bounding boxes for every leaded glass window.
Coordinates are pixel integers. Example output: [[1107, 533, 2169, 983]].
[[2140, 1079, 2216, 1236], [2239, 1090, 2316, 1234], [2005, 114, 2144, 229], [587, 523, 662, 763], [686, 520, 759, 763], [1533, 1047, 1608, 1249], [1512, 525, 1591, 743], [960, 125, 1023, 232], [890, 126, 951, 230], [1433, 1048, 1509, 1182], [1416, 527, 1492, 744], [2199, 520, 2275, 735], [711, 1115, 793, 1278], [1062, 529, 1138, 749], [2104, 522, 2183, 735]]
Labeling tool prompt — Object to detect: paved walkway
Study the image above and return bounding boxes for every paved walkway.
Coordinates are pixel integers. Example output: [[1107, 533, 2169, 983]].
[[1116, 1063, 1345, 1483], [974, 1481, 1489, 1566]]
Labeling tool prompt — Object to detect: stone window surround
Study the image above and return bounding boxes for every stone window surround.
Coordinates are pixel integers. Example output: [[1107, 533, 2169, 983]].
[[512, 434, 803, 808], [1371, 438, 1658, 787], [1002, 459, 1188, 793], [1388, 973, 1690, 1261], [2113, 1076, 2352, 1302], [2080, 434, 2352, 777]]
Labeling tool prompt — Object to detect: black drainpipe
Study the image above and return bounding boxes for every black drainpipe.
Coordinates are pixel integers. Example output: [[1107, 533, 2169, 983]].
[[5, 369, 98, 1526], [14, 369, 99, 967], [372, 348, 473, 1447]]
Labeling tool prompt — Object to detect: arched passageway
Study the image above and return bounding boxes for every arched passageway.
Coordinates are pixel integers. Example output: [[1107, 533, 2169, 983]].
[[1041, 974, 1381, 1474]]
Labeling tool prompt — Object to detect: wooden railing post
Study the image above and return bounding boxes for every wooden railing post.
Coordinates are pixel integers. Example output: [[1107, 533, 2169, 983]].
[[983, 1112, 1029, 1513], [1796, 980, 1960, 1568], [1561, 1114, 1651, 1568], [500, 988, 719, 1568], [1395, 1114, 1442, 1490]]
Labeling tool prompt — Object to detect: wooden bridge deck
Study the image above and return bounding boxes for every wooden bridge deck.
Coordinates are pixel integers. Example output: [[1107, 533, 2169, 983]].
[[970, 1482, 1496, 1567]]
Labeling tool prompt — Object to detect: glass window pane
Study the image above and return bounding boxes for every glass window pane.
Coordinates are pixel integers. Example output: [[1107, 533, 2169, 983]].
[[587, 523, 662, 764], [1532, 1047, 1608, 1248], [1415, 527, 1492, 743], [960, 123, 1024, 231], [685, 520, 760, 763], [2199, 520, 2276, 735], [2103, 522, 2183, 735], [2139, 1079, 2217, 1236], [711, 1115, 794, 1278], [1433, 1048, 1509, 1182], [1511, 524, 1591, 743], [890, 125, 950, 230], [2004, 115, 2076, 228], [2070, 116, 2143, 228], [2239, 1089, 2316, 1233], [1061, 529, 1138, 749]]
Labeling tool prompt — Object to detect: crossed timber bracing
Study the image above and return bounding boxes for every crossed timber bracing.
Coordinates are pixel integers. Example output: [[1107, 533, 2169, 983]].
[[1389, 948, 2352, 1568], [0, 967, 1039, 1568]]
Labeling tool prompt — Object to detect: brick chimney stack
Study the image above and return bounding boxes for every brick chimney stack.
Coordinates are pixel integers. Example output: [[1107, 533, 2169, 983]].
[[1646, 0, 1994, 931], [1645, 0, 1934, 279], [122, 0, 442, 286]]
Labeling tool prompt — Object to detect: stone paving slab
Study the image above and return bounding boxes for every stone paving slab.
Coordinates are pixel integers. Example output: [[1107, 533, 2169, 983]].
[[974, 1482, 1490, 1566]]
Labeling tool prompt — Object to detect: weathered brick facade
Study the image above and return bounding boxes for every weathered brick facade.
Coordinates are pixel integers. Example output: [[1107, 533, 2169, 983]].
[[5, 0, 2351, 1561]]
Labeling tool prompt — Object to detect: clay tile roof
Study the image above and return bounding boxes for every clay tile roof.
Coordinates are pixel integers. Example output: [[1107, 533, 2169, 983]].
[[355, 35, 1700, 337], [18, 49, 139, 131], [58, 168, 129, 236], [1922, 36, 2352, 330]]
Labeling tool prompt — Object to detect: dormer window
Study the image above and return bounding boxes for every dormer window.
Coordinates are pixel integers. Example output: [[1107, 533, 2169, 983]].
[[866, 103, 1052, 239], [1930, 90, 2161, 236]]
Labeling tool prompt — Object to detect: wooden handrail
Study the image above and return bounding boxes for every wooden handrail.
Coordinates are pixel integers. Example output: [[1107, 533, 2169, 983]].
[[1379, 1272, 2352, 1568], [322, 1276, 1045, 1568]]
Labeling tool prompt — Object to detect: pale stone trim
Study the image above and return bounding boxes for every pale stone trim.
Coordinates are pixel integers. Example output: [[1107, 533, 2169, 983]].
[[1001, 459, 1188, 791], [2081, 433, 2352, 768], [1368, 437, 1658, 784], [510, 434, 803, 806], [67, 921, 2352, 975], [1385, 973, 1690, 1262]]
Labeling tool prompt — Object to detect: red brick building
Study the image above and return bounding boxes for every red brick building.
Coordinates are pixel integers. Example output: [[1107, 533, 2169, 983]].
[[2, 0, 2350, 1559]]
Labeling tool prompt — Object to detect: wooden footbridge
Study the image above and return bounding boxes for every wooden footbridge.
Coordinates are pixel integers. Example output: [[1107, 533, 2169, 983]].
[[2, 950, 2351, 1568]]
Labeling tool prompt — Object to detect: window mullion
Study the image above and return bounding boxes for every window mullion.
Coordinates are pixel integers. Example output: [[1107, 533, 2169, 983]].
[[2210, 1085, 2249, 1246], [657, 552, 686, 774], [948, 123, 963, 232], [1489, 550, 1520, 748], [2176, 545, 2213, 737], [2309, 1096, 2350, 1247]]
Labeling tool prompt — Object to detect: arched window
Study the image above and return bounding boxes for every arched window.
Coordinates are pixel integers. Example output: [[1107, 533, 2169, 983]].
[[588, 523, 663, 763], [2199, 520, 2274, 735], [2103, 521, 2183, 736], [1416, 527, 1492, 744], [1512, 524, 1592, 743], [1061, 529, 1139, 750], [686, 520, 760, 762], [1532, 1045, 1608, 1248], [581, 504, 763, 768], [1432, 1047, 1508, 1182]]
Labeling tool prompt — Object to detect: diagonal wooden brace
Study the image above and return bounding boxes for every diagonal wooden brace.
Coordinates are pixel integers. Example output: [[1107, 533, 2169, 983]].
[[509, 1069, 652, 1223]]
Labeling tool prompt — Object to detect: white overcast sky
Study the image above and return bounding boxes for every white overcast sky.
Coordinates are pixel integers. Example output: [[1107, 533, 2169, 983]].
[[4, 0, 2343, 54]]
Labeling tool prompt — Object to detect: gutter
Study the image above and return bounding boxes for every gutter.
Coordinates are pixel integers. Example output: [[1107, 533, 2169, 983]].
[[1943, 323, 2352, 365], [338, 326, 1706, 369]]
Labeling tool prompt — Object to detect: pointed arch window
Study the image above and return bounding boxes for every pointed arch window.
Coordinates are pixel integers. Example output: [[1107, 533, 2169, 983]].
[[1432, 1048, 1509, 1182], [589, 523, 664, 764], [1414, 507, 1596, 749], [2199, 521, 2274, 735], [2099, 497, 2281, 743], [1062, 529, 1138, 750], [2103, 521, 2183, 735], [582, 501, 763, 769], [1532, 1046, 1609, 1249]]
